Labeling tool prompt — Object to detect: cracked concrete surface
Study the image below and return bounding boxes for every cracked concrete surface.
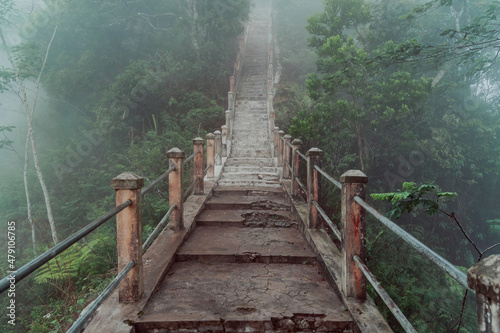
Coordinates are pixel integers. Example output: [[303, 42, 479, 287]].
[[137, 262, 352, 332]]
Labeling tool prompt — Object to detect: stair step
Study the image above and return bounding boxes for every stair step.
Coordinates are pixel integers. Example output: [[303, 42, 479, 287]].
[[213, 185, 284, 196], [205, 195, 288, 210], [220, 174, 279, 183], [135, 262, 353, 333], [224, 157, 275, 165], [176, 227, 315, 263], [224, 166, 278, 173], [196, 209, 296, 228]]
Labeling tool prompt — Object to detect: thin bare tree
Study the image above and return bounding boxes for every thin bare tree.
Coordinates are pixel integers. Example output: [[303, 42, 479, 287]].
[[0, 20, 59, 246]]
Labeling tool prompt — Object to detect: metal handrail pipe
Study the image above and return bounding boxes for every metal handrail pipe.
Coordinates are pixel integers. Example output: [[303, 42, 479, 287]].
[[183, 150, 201, 166], [203, 164, 212, 177], [66, 260, 135, 333], [297, 151, 307, 161], [353, 196, 471, 291], [295, 177, 307, 195], [285, 162, 292, 173], [0, 200, 132, 294], [142, 204, 177, 251], [286, 141, 293, 149], [314, 165, 341, 189], [183, 178, 198, 202], [311, 200, 341, 240], [141, 166, 176, 196], [353, 256, 417, 333]]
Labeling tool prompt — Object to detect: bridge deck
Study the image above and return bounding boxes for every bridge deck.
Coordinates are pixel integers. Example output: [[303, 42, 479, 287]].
[[85, 1, 392, 332], [135, 186, 352, 332]]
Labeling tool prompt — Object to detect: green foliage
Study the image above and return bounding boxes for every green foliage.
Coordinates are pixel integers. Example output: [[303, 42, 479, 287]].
[[35, 237, 112, 284], [371, 182, 457, 219]]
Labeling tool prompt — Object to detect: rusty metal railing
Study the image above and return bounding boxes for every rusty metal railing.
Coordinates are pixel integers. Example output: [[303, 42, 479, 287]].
[[272, 132, 480, 332]]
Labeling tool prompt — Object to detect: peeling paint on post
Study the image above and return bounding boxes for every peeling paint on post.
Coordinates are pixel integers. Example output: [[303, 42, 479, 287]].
[[215, 130, 222, 166], [167, 148, 185, 231], [111, 172, 144, 303], [206, 133, 215, 179], [306, 148, 323, 229], [193, 138, 204, 195], [283, 135, 292, 179], [468, 255, 500, 333], [291, 139, 303, 197], [341, 170, 368, 301]]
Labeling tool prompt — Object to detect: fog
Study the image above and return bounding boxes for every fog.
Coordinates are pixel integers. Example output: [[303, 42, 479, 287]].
[[0, 0, 499, 331]]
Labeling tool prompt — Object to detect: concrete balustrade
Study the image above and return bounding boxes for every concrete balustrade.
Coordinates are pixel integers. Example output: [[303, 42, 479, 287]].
[[221, 125, 228, 158], [167, 148, 185, 231], [214, 130, 222, 166], [193, 138, 204, 195], [225, 110, 231, 131], [291, 139, 303, 197], [283, 134, 292, 179], [111, 172, 144, 303], [341, 170, 368, 301], [278, 130, 285, 167], [468, 255, 500, 333], [206, 133, 215, 179], [306, 148, 323, 229], [274, 127, 279, 162]]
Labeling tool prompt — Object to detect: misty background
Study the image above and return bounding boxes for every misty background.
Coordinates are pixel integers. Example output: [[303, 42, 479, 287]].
[[0, 0, 499, 332]]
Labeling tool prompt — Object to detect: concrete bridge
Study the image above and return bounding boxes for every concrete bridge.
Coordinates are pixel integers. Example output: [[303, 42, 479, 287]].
[[84, 1, 392, 332], [2, 1, 498, 332]]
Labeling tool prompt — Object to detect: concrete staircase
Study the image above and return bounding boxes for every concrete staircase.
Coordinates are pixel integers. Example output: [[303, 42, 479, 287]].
[[134, 186, 353, 332], [132, 1, 355, 332], [220, 0, 280, 188]]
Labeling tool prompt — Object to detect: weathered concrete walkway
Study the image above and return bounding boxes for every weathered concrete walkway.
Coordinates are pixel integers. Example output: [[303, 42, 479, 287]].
[[133, 1, 355, 332]]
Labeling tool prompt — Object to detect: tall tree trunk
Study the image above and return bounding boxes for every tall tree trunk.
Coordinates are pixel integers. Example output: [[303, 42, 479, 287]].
[[0, 25, 60, 245], [355, 122, 365, 173], [23, 132, 36, 255], [186, 0, 200, 51]]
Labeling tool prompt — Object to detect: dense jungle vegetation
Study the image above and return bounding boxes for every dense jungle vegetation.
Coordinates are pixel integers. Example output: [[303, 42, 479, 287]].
[[274, 0, 500, 331], [0, 0, 250, 331]]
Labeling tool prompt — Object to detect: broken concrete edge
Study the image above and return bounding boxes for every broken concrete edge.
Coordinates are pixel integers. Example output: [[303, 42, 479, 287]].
[[281, 179, 394, 333], [84, 178, 219, 333]]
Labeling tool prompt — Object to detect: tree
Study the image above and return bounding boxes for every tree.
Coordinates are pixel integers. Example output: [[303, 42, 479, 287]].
[[0, 2, 59, 247]]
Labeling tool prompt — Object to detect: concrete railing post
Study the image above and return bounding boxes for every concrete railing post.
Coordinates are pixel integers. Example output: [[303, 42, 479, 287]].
[[111, 172, 144, 303], [278, 130, 285, 167], [268, 92, 273, 112], [341, 170, 368, 301], [206, 133, 215, 179], [291, 139, 303, 197], [274, 127, 280, 162], [306, 149, 323, 229], [167, 148, 185, 231], [215, 130, 222, 166], [221, 125, 228, 158], [193, 138, 204, 195], [225, 110, 231, 132], [270, 109, 275, 141], [228, 92, 233, 115], [468, 255, 500, 333], [230, 76, 235, 93], [283, 135, 292, 179]]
